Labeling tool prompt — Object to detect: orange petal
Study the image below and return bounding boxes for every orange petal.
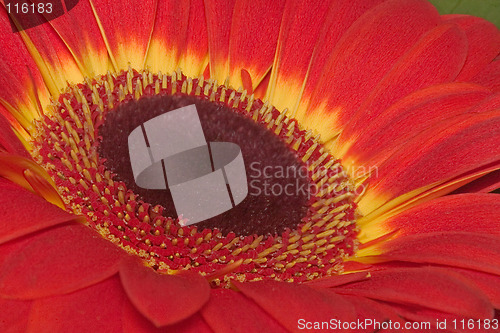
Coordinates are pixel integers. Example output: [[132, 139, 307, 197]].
[[144, 0, 190, 74], [304, 271, 371, 289], [302, 0, 440, 141], [178, 0, 209, 78], [359, 193, 500, 242], [359, 109, 500, 216], [356, 232, 500, 277], [8, 11, 83, 96], [90, 0, 156, 71], [264, 0, 332, 113], [234, 279, 355, 333], [201, 289, 288, 333], [46, 0, 109, 77], [0, 111, 30, 157], [0, 8, 49, 131], [0, 178, 82, 245], [294, 0, 385, 120], [453, 169, 500, 193], [27, 276, 124, 332], [119, 257, 210, 327], [333, 267, 493, 319], [205, 0, 236, 83], [337, 23, 469, 156], [0, 153, 64, 209], [360, 162, 500, 228], [227, 0, 285, 91], [343, 83, 491, 176], [23, 168, 66, 209], [253, 66, 270, 99], [0, 224, 124, 299], [444, 15, 500, 81]]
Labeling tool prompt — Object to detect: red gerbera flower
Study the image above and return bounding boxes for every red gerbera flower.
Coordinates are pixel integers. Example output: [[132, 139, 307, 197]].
[[0, 0, 499, 332]]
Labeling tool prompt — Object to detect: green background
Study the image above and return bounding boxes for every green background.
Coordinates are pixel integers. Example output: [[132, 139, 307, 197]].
[[429, 0, 500, 28]]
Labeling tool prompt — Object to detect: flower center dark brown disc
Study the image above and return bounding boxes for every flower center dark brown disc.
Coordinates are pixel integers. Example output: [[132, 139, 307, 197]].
[[98, 94, 310, 236]]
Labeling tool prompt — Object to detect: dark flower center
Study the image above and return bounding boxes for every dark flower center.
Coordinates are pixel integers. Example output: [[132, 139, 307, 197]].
[[98, 94, 310, 236], [33, 69, 359, 285]]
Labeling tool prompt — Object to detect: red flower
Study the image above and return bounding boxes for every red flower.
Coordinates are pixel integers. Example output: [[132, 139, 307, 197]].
[[0, 0, 499, 332]]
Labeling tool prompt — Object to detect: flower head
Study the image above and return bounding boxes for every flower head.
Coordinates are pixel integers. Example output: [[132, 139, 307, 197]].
[[0, 0, 499, 332]]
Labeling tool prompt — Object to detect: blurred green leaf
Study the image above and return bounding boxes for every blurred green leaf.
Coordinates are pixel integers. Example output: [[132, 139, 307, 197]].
[[428, 0, 500, 28]]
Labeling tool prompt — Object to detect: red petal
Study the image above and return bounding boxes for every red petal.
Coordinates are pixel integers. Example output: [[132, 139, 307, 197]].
[[201, 289, 287, 333], [0, 228, 30, 267], [387, 303, 484, 333], [343, 83, 491, 171], [0, 112, 29, 157], [204, 0, 236, 83], [0, 297, 32, 333], [451, 268, 500, 309], [234, 279, 355, 333], [9, 11, 83, 96], [227, 0, 285, 91], [453, 169, 500, 193], [27, 276, 124, 333], [123, 299, 213, 333], [379, 327, 447, 333], [90, 0, 156, 71], [0, 178, 82, 245], [265, 0, 331, 112], [342, 260, 374, 273], [303, 0, 440, 140], [0, 8, 49, 131], [471, 59, 500, 92], [178, 0, 209, 78], [295, 0, 385, 120], [333, 267, 493, 319], [445, 15, 500, 81], [162, 314, 213, 333], [145, 0, 189, 74], [468, 91, 500, 112], [360, 109, 500, 216], [339, 23, 468, 154], [358, 232, 500, 277], [305, 271, 371, 288], [123, 300, 164, 333], [119, 258, 210, 327], [23, 168, 66, 209], [46, 0, 109, 77], [0, 153, 65, 209], [0, 104, 27, 143], [343, 295, 402, 333], [0, 223, 123, 299], [360, 193, 500, 242]]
